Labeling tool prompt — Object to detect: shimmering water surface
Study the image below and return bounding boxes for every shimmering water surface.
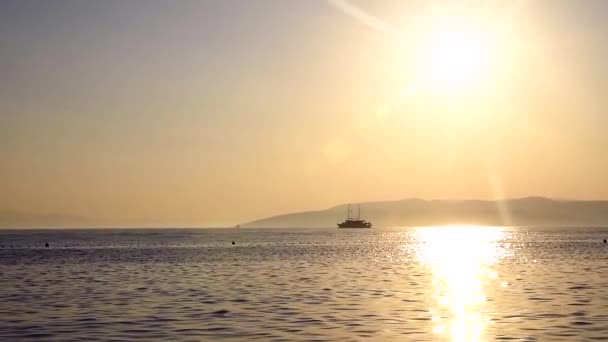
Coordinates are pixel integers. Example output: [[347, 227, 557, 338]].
[[1, 227, 608, 341]]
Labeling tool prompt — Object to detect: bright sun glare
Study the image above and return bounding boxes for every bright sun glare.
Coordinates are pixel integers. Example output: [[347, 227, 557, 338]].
[[420, 28, 492, 92]]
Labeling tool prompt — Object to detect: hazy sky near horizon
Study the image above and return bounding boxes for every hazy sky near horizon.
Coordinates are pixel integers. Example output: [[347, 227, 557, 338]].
[[2, 0, 608, 226]]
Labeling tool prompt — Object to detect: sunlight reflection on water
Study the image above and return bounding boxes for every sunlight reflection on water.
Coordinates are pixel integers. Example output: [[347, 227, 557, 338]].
[[415, 226, 508, 342], [5, 228, 608, 340]]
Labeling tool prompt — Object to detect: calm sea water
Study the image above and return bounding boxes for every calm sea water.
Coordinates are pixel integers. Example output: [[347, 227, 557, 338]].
[[1, 227, 608, 341]]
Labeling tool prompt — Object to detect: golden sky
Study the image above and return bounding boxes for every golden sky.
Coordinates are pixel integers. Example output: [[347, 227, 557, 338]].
[[1, 0, 608, 226]]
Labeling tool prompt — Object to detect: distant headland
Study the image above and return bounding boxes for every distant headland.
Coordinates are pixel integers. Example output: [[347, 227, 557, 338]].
[[4, 197, 608, 229], [242, 197, 608, 228]]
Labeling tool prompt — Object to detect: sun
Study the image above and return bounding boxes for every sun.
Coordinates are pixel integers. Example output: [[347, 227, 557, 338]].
[[419, 27, 493, 93]]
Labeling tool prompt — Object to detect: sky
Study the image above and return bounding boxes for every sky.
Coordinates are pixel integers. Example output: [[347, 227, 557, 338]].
[[1, 0, 608, 227]]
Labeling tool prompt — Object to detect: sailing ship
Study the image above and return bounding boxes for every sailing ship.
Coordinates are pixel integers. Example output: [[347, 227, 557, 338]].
[[337, 204, 372, 228]]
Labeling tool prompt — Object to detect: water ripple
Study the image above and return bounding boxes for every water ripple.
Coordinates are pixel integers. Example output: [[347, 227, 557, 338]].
[[0, 227, 607, 341]]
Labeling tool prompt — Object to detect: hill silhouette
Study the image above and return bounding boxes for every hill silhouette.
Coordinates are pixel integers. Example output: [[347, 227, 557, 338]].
[[243, 197, 608, 228]]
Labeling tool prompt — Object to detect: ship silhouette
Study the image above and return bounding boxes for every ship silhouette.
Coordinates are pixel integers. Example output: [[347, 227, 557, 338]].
[[337, 204, 372, 228]]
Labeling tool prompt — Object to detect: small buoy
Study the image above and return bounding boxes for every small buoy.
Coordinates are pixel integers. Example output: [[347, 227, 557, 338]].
[[604, 239, 607, 244], [45, 242, 50, 248], [231, 241, 235, 245]]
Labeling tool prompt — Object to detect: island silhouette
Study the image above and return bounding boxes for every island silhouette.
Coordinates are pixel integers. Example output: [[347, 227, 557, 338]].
[[243, 197, 608, 228], [5, 197, 608, 229]]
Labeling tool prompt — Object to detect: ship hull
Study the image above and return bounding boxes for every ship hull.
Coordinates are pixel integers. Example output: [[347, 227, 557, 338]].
[[337, 221, 372, 228]]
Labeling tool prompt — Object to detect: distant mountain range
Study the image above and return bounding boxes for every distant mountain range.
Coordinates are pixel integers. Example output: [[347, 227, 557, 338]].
[[4, 197, 608, 228], [243, 197, 608, 228]]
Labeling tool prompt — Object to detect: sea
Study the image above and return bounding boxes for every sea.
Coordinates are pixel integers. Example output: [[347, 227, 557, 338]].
[[1, 226, 608, 341]]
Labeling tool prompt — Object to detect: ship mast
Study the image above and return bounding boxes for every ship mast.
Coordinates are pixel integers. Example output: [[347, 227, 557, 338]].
[[357, 205, 360, 220], [347, 204, 351, 220]]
